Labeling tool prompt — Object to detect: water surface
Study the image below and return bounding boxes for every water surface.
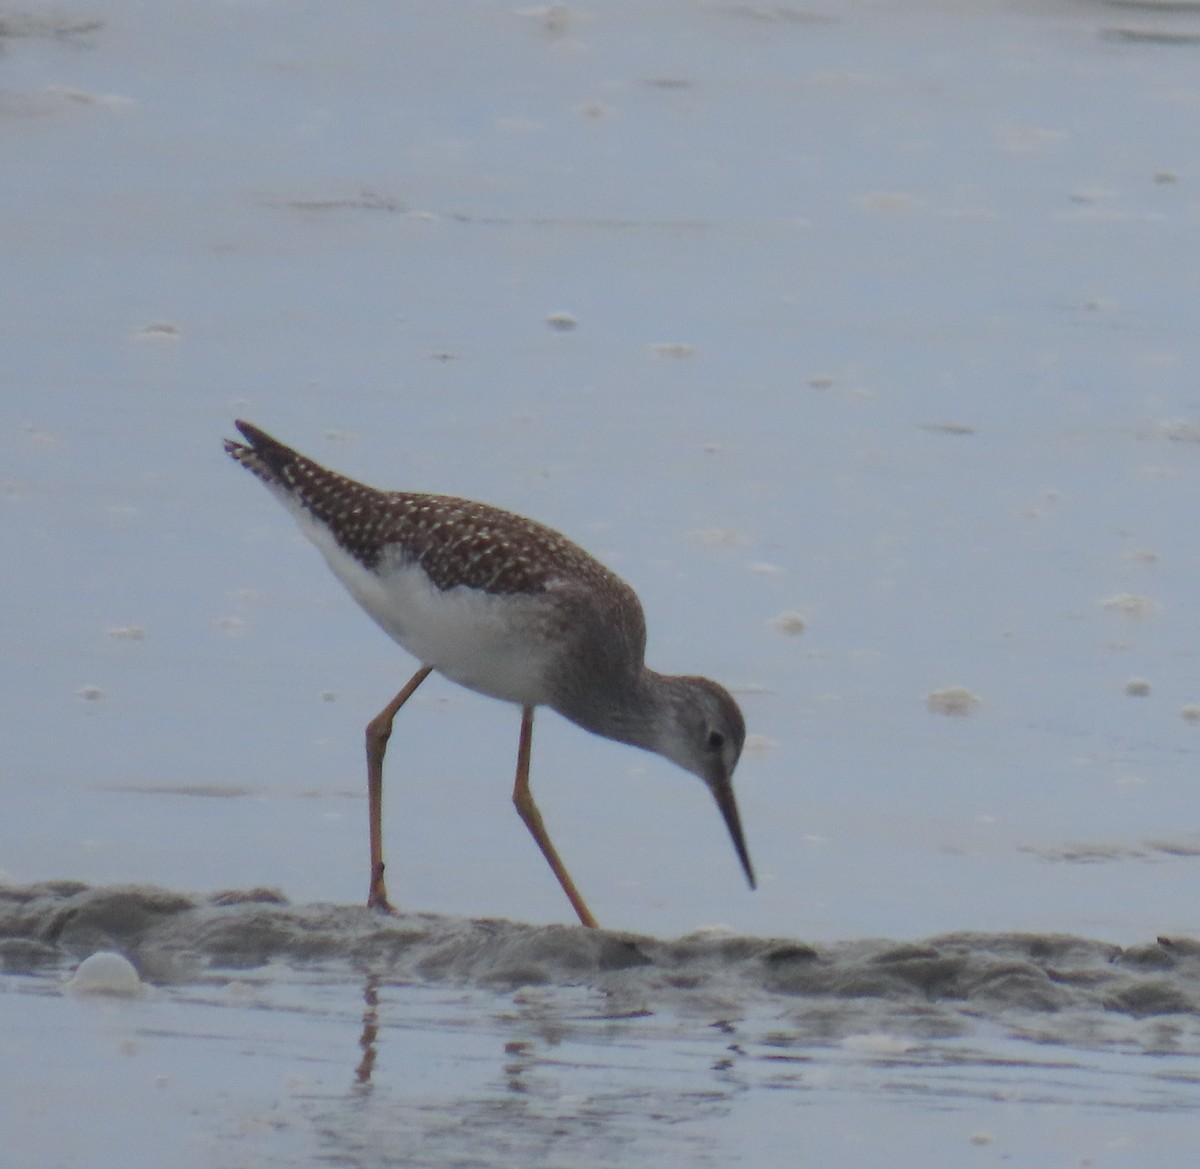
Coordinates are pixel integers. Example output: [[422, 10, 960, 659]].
[[3, 0, 1200, 1162]]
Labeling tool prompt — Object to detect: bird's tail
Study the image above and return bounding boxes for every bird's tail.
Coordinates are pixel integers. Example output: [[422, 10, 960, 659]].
[[224, 420, 393, 563], [223, 419, 309, 486]]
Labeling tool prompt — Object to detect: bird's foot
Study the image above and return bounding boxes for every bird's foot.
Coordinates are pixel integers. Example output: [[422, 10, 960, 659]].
[[367, 889, 398, 915], [367, 866, 397, 914]]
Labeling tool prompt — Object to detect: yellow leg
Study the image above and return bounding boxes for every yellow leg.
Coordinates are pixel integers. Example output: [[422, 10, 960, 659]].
[[511, 706, 599, 929], [365, 664, 434, 912]]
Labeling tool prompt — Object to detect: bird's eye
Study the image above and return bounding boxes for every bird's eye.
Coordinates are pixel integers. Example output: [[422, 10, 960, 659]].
[[707, 730, 725, 751]]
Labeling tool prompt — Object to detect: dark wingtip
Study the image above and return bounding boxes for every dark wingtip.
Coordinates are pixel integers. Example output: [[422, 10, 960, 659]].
[[224, 421, 300, 480], [224, 419, 265, 460], [234, 419, 266, 445]]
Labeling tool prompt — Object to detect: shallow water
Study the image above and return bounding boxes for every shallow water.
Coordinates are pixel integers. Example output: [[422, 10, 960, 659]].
[[5, 0, 1200, 1161], [5, 882, 1200, 1167]]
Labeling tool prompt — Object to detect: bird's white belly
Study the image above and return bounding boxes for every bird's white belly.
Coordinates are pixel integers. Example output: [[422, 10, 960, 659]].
[[302, 514, 558, 707]]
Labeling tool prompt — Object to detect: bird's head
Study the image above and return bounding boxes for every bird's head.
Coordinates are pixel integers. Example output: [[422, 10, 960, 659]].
[[656, 675, 756, 891]]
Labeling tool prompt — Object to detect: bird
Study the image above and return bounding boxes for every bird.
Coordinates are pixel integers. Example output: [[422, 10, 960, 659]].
[[224, 420, 755, 927]]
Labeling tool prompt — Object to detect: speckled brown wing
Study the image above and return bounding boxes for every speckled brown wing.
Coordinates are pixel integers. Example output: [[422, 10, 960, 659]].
[[225, 420, 629, 600]]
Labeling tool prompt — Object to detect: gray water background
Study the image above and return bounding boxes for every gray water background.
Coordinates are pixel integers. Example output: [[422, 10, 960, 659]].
[[4, 0, 1200, 1164]]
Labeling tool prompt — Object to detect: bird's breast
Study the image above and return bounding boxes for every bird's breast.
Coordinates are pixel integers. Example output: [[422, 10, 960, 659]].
[[305, 516, 561, 707]]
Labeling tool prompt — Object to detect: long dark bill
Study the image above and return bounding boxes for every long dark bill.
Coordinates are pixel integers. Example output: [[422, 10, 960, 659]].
[[711, 777, 756, 890]]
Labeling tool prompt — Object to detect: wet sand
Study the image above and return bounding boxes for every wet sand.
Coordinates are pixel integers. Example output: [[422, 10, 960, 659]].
[[8, 881, 1200, 1035]]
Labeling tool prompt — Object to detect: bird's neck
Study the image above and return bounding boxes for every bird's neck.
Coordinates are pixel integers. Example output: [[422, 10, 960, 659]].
[[552, 667, 677, 756]]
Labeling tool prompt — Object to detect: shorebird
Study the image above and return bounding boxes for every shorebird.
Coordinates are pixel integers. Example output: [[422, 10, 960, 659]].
[[224, 421, 755, 927]]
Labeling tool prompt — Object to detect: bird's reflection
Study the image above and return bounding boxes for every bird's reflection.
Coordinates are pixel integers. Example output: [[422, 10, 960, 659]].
[[355, 972, 381, 1088]]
